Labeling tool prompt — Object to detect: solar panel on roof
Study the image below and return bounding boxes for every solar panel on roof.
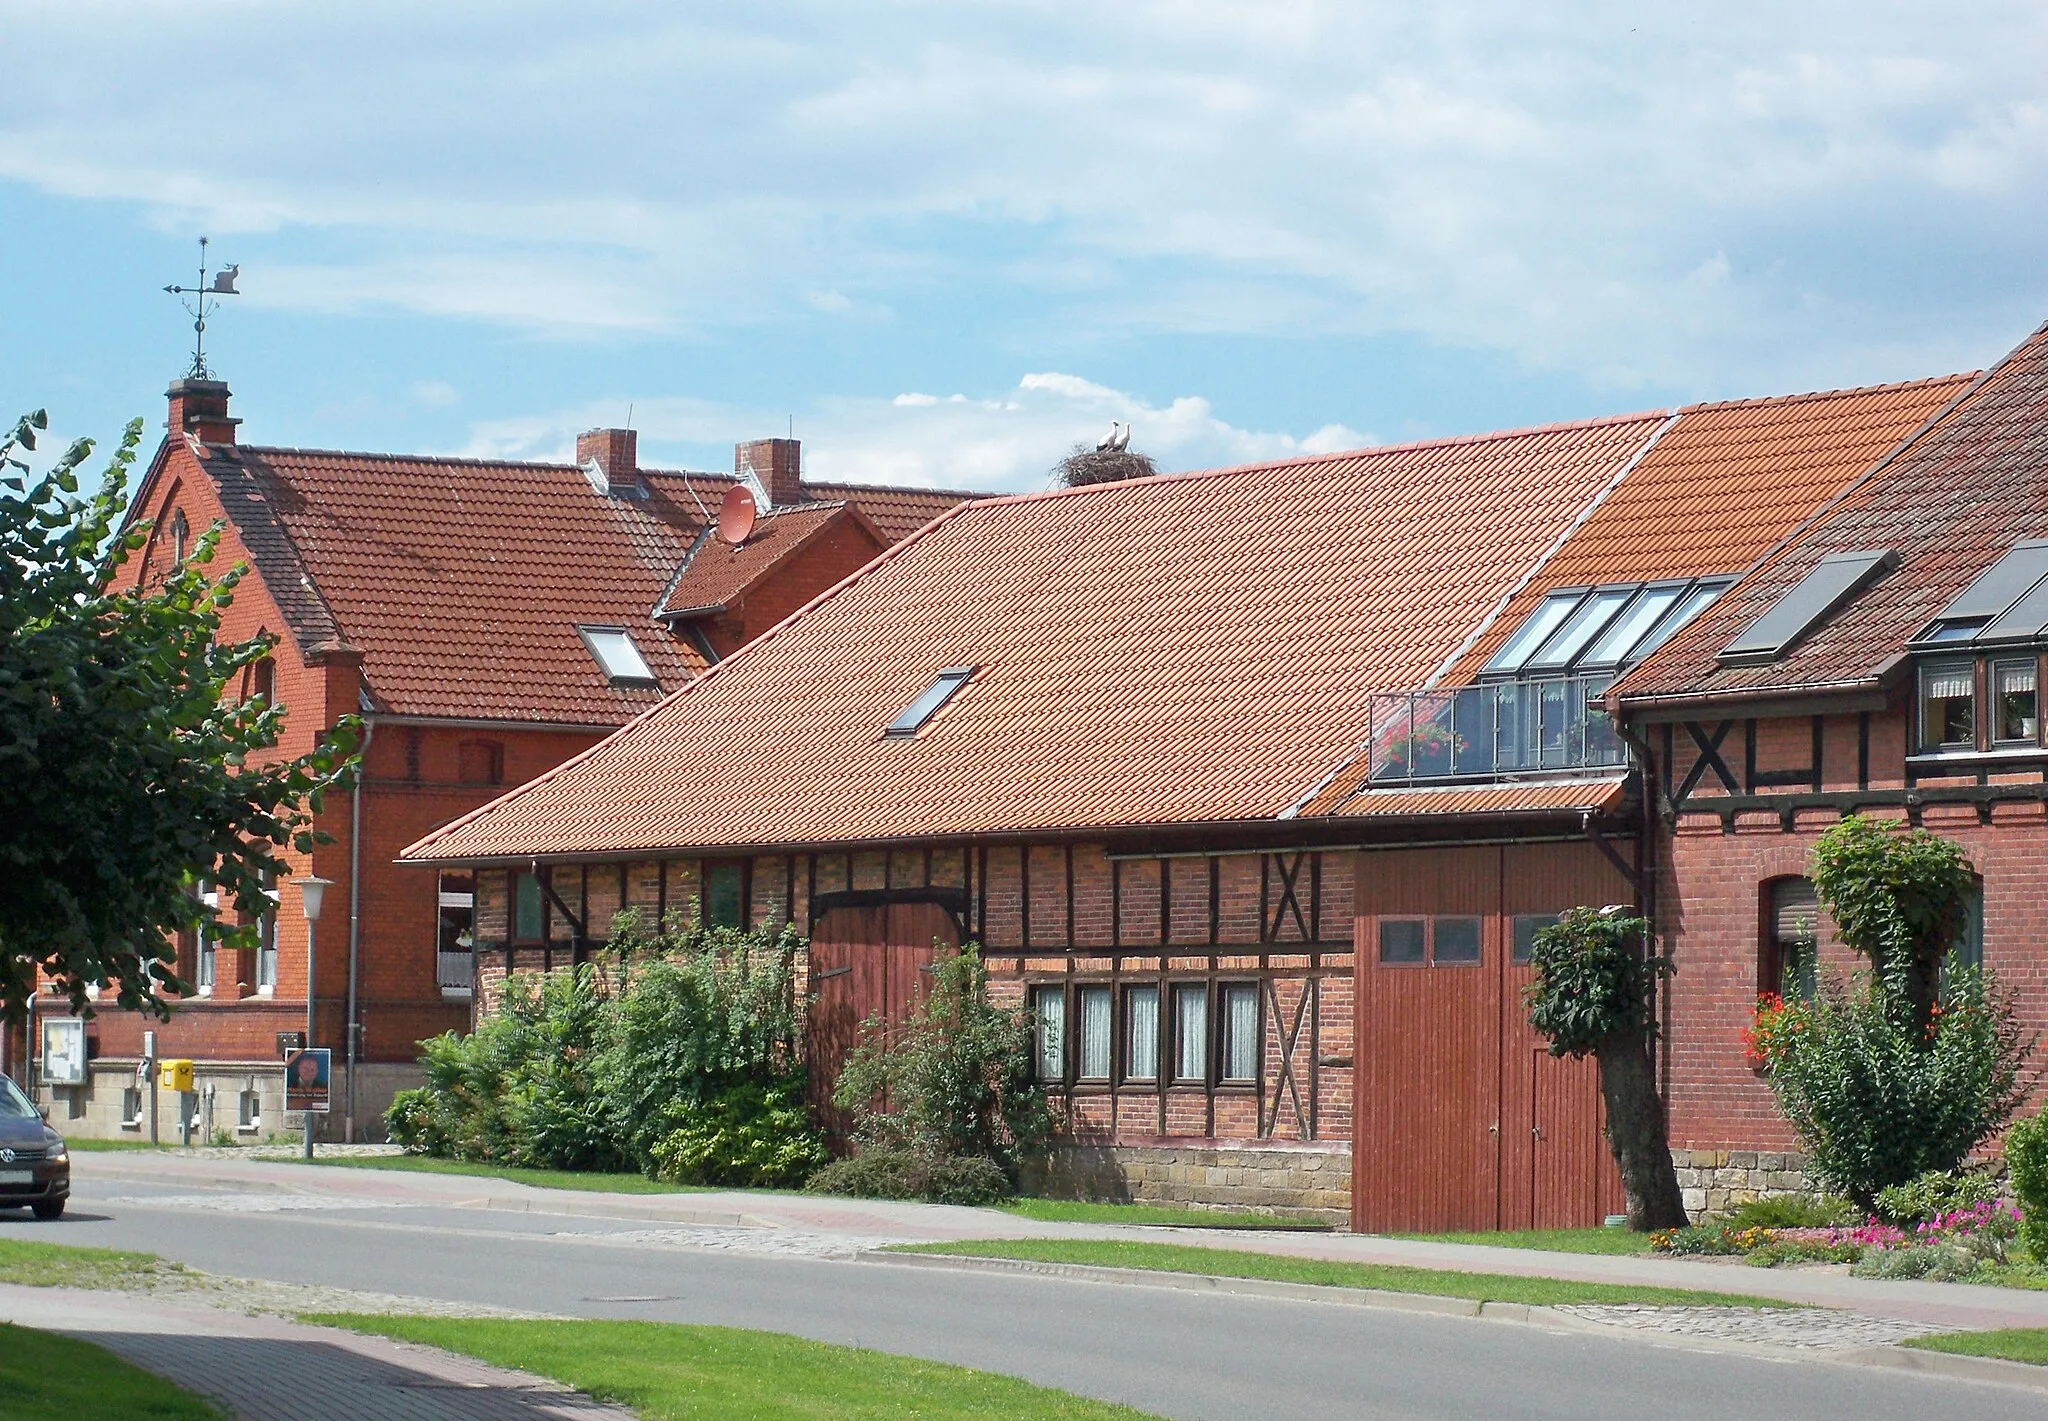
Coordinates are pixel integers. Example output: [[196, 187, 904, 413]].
[[1720, 551, 1895, 664]]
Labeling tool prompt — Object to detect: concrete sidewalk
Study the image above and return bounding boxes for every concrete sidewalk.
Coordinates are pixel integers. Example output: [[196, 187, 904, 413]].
[[0, 1285, 634, 1421], [72, 1148, 2048, 1333]]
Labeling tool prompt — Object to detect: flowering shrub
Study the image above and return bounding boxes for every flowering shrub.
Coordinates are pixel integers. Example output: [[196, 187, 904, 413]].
[[1652, 1216, 1904, 1266], [1850, 1200, 2020, 1280]]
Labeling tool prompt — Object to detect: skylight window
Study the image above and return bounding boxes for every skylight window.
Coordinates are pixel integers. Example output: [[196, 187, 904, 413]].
[[1482, 577, 1732, 678], [577, 626, 658, 686], [1720, 551, 1895, 665], [1484, 590, 1585, 673], [1913, 541, 2048, 648], [885, 667, 975, 738]]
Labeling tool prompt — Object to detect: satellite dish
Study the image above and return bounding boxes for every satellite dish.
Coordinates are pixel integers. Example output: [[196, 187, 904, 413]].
[[718, 484, 757, 545]]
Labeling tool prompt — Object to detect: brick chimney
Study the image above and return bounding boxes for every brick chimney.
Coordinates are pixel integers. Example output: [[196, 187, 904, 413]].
[[576, 428, 640, 496], [737, 438, 802, 508], [166, 379, 238, 447]]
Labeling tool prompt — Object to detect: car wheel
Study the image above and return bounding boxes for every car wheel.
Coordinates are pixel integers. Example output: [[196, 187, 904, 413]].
[[30, 1199, 64, 1221]]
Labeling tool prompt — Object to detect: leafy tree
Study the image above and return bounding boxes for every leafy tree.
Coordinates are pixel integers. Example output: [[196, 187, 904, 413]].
[[0, 411, 357, 1021], [1809, 814, 1978, 1039], [1524, 906, 1686, 1230]]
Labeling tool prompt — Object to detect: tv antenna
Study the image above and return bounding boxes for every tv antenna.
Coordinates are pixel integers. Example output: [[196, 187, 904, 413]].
[[163, 236, 240, 379]]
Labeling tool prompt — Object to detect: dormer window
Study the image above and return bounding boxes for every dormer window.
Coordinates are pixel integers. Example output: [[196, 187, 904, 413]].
[[1919, 660, 1976, 751], [577, 626, 658, 687], [885, 667, 975, 738]]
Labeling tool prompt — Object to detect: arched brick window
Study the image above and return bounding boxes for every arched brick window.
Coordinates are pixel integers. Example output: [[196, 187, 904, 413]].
[[457, 739, 504, 786], [1760, 876, 1819, 1001], [169, 509, 189, 566]]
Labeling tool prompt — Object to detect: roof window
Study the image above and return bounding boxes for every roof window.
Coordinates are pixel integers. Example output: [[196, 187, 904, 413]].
[[1720, 551, 1895, 665], [1913, 541, 2048, 648], [885, 666, 975, 738], [1484, 577, 1733, 678], [577, 626, 658, 686]]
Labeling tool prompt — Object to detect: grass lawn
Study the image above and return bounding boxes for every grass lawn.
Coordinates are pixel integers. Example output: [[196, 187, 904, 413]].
[[890, 1239, 1789, 1308], [1388, 1227, 1652, 1256], [0, 1237, 175, 1290], [312, 1316, 1158, 1419], [303, 1155, 716, 1194], [0, 1322, 220, 1419], [997, 1198, 1331, 1230], [61, 1137, 171, 1152], [1905, 1328, 2048, 1365]]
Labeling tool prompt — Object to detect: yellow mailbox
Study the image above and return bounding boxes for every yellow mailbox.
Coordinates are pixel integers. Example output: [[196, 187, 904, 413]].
[[159, 1059, 194, 1093]]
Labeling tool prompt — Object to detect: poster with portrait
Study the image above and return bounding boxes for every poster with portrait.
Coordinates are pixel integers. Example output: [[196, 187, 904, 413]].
[[284, 1048, 331, 1114], [40, 1017, 86, 1086]]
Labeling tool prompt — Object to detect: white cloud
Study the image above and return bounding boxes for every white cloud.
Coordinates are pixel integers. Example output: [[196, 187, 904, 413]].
[[408, 379, 461, 409], [453, 373, 1372, 493], [0, 3, 2043, 390]]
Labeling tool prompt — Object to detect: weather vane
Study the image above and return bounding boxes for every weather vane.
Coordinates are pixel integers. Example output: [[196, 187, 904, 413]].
[[163, 236, 239, 380]]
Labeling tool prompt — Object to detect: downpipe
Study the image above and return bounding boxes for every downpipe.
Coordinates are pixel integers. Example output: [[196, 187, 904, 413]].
[[345, 717, 375, 1143]]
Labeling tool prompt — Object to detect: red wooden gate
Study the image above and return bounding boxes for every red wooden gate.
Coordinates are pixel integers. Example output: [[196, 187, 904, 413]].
[[805, 901, 960, 1142]]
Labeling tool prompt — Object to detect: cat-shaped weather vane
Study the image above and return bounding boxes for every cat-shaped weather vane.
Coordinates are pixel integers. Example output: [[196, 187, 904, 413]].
[[163, 236, 239, 379]]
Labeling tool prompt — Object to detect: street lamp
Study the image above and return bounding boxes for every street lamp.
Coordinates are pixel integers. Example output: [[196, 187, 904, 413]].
[[295, 876, 332, 1161]]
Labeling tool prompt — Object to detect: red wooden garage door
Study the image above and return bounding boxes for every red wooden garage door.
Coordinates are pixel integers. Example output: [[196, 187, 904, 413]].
[[805, 901, 961, 1141], [1354, 842, 1628, 1232]]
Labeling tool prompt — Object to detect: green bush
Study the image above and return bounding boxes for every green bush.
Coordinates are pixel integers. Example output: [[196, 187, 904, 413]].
[[385, 912, 824, 1182], [1874, 1169, 2000, 1229], [1749, 965, 2032, 1207], [2008, 1112, 2048, 1260], [1721, 1195, 1856, 1230], [805, 1146, 1013, 1206], [648, 1079, 828, 1188], [1851, 1242, 1984, 1282], [827, 944, 1053, 1195]]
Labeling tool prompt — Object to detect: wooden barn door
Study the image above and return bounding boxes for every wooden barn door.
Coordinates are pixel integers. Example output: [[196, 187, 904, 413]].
[[805, 901, 961, 1142], [1353, 847, 1504, 1232], [1498, 842, 1629, 1229]]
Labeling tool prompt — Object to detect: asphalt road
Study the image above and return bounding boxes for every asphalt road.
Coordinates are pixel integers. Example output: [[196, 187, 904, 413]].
[[6, 1172, 2044, 1420]]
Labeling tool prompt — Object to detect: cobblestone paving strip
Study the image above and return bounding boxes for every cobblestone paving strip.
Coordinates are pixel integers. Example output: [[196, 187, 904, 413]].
[[102, 1191, 420, 1212], [1553, 1303, 1938, 1351], [548, 1224, 922, 1259]]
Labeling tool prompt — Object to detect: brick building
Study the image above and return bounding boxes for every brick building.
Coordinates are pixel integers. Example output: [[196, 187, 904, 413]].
[[402, 364, 1982, 1224], [11, 378, 978, 1143]]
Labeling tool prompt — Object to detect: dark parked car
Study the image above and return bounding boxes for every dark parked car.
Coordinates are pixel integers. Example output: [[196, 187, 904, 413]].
[[0, 1074, 69, 1220]]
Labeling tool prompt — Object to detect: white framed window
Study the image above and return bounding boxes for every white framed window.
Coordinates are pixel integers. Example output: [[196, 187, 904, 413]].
[[1077, 986, 1112, 1081], [438, 871, 477, 995], [1174, 984, 1208, 1083], [1031, 986, 1066, 1081], [196, 881, 220, 996], [1123, 985, 1159, 1084], [121, 1087, 143, 1129], [237, 1087, 262, 1133], [1220, 983, 1259, 1083], [256, 872, 280, 993]]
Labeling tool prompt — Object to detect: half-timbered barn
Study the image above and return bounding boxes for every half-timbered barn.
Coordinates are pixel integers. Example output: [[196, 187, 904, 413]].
[[404, 369, 1972, 1224]]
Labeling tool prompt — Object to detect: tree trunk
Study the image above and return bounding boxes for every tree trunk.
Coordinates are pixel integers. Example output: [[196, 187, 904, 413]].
[[1595, 1032, 1688, 1230]]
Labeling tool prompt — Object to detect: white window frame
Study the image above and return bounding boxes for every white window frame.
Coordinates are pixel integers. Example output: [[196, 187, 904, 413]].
[[576, 625, 658, 686]]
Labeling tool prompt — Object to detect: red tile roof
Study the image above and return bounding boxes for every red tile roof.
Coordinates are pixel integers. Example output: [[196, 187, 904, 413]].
[[1445, 375, 1974, 682], [1328, 778, 1629, 821], [656, 504, 879, 619], [1618, 323, 2048, 707], [801, 482, 980, 542], [403, 415, 1668, 862], [176, 447, 981, 726]]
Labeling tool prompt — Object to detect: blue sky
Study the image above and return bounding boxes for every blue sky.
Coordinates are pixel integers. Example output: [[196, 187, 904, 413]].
[[3, 2, 2045, 492]]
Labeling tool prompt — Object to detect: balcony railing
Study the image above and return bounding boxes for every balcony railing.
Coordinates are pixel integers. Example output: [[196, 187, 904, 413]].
[[436, 949, 475, 994], [1366, 675, 1628, 785]]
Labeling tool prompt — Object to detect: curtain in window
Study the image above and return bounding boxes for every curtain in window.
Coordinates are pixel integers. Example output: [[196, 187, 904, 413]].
[[1078, 986, 1111, 1079], [1175, 984, 1207, 1081], [1125, 986, 1158, 1082], [1222, 984, 1258, 1081], [1033, 989, 1065, 1080]]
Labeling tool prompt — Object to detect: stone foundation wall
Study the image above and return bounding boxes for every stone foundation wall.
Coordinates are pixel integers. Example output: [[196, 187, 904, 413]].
[[33, 1059, 423, 1145], [1671, 1147, 1816, 1219], [1021, 1140, 1350, 1221]]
